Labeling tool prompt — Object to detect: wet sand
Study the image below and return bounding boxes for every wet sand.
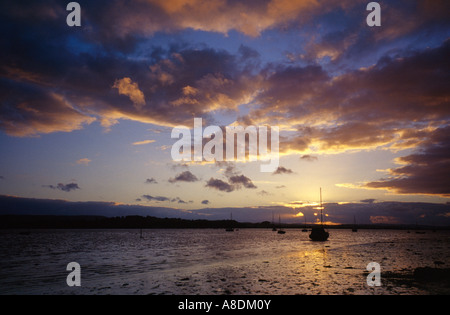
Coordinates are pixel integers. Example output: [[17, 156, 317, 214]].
[[0, 229, 449, 295]]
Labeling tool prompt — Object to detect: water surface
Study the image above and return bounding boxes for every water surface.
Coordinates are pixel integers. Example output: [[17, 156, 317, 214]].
[[0, 229, 449, 295]]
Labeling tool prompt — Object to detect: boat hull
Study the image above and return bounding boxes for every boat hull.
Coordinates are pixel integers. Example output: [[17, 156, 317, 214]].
[[309, 227, 329, 241]]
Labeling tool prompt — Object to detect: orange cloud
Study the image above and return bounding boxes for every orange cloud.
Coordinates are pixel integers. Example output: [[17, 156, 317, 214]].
[[132, 140, 156, 146], [113, 77, 146, 110], [370, 216, 400, 224], [76, 158, 91, 166]]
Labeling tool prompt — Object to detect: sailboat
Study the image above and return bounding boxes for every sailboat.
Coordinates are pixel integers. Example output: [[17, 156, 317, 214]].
[[225, 212, 234, 232], [352, 215, 358, 232], [277, 215, 286, 234], [302, 215, 308, 232], [272, 212, 277, 231], [309, 188, 329, 241]]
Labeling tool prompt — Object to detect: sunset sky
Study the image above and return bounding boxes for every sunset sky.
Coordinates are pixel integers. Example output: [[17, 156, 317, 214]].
[[0, 0, 449, 225]]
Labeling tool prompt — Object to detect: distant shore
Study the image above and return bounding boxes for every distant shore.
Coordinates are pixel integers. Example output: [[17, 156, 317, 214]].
[[1, 215, 449, 230]]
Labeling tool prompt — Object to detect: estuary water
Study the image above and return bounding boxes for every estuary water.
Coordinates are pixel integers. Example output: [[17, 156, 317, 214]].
[[0, 229, 449, 295]]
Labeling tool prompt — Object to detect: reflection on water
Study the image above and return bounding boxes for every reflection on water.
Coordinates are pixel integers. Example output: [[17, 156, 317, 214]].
[[0, 229, 449, 295]]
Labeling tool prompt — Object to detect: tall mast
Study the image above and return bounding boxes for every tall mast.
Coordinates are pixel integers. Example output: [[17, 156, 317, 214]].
[[320, 187, 324, 226]]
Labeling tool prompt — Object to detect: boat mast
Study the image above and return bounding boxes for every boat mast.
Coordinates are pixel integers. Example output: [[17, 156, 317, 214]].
[[320, 187, 324, 226]]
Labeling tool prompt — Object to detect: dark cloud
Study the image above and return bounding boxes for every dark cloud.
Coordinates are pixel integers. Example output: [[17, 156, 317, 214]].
[[1, 195, 450, 226], [207, 163, 257, 192], [141, 194, 192, 204], [171, 197, 192, 204], [192, 201, 450, 225], [44, 183, 80, 192], [205, 174, 257, 192], [229, 175, 257, 189], [246, 40, 450, 154], [201, 200, 210, 205], [272, 166, 294, 175], [0, 3, 258, 137], [205, 178, 235, 193], [0, 195, 194, 219], [0, 176, 4, 180], [300, 0, 450, 65], [364, 126, 450, 196], [300, 155, 318, 162], [169, 171, 199, 183], [361, 199, 376, 204], [0, 78, 95, 137], [141, 195, 171, 202], [145, 178, 158, 184]]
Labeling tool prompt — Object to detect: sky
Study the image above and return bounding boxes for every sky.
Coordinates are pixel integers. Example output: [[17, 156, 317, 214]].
[[0, 0, 449, 225]]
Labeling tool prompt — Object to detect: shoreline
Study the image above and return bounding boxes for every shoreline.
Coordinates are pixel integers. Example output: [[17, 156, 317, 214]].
[[1, 214, 449, 230]]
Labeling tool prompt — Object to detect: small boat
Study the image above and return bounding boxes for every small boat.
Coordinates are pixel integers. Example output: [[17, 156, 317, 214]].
[[225, 213, 234, 232], [309, 227, 329, 241], [309, 188, 329, 242], [352, 216, 358, 232], [271, 212, 277, 231], [277, 215, 286, 234], [302, 215, 308, 232]]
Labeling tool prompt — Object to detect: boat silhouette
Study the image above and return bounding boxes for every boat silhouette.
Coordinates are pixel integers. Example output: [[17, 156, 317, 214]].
[[309, 188, 329, 242], [352, 215, 358, 232], [277, 214, 286, 234], [302, 215, 308, 232], [271, 212, 277, 231], [225, 212, 234, 232]]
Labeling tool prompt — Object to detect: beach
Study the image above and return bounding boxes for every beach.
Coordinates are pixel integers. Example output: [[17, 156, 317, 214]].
[[0, 228, 449, 295]]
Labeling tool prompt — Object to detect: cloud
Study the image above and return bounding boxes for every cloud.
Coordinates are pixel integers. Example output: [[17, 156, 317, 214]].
[[205, 178, 235, 193], [113, 77, 146, 109], [364, 126, 450, 196], [369, 216, 401, 224], [229, 175, 257, 189], [243, 39, 450, 161], [141, 194, 192, 204], [132, 140, 156, 146], [299, 0, 450, 65], [201, 200, 210, 205], [0, 176, 4, 180], [145, 178, 158, 184], [1, 195, 450, 226], [76, 158, 91, 166], [300, 155, 318, 162], [207, 163, 258, 192], [169, 171, 199, 183], [80, 0, 325, 38], [2, 0, 448, 162], [1, 0, 448, 204], [0, 195, 195, 219], [44, 183, 80, 192], [0, 79, 96, 137], [361, 199, 376, 204], [141, 195, 171, 202], [205, 173, 257, 192], [171, 197, 193, 204], [0, 7, 258, 137], [272, 166, 294, 175]]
